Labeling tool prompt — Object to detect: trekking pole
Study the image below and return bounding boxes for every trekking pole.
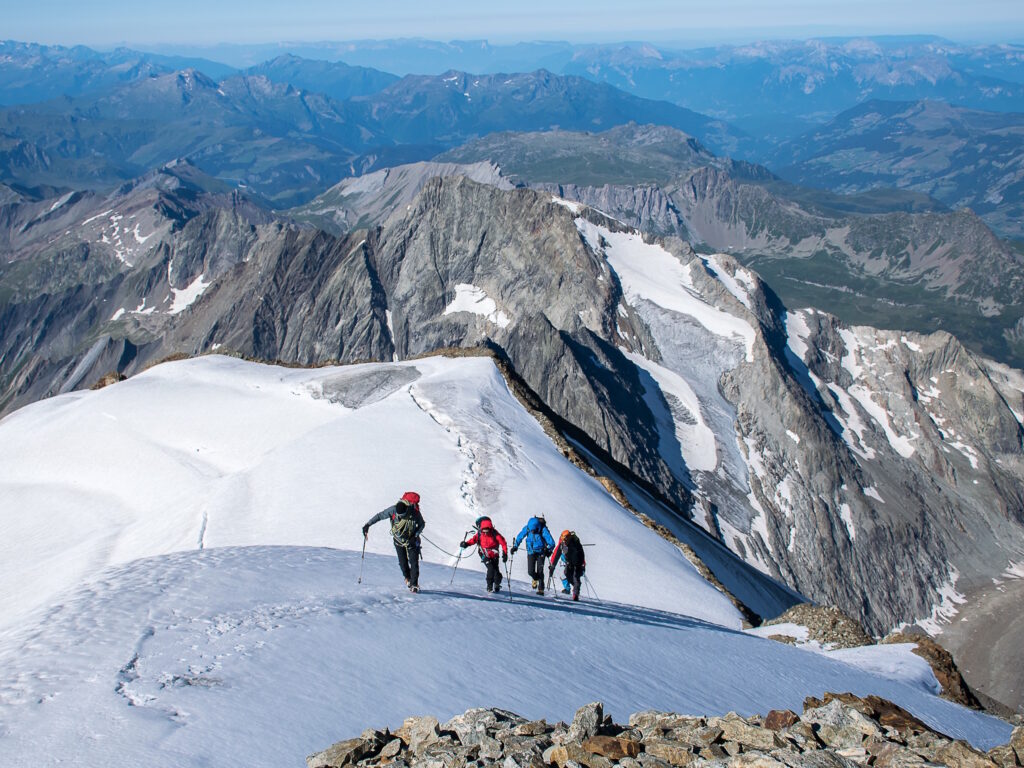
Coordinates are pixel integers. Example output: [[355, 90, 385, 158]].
[[449, 530, 471, 585], [505, 552, 514, 602], [584, 574, 599, 601], [358, 533, 367, 584]]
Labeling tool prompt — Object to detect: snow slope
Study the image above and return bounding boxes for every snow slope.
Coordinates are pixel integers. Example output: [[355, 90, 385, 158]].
[[0, 355, 740, 632], [0, 549, 1011, 768], [0, 356, 1012, 766]]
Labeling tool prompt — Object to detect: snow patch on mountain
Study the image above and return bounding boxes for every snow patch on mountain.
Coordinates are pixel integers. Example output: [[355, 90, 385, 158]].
[[576, 219, 755, 361], [624, 351, 718, 473], [704, 254, 756, 310], [168, 272, 211, 315], [828, 383, 877, 459], [848, 384, 917, 459], [915, 567, 968, 636], [551, 195, 582, 213], [443, 284, 511, 328], [840, 503, 857, 540]]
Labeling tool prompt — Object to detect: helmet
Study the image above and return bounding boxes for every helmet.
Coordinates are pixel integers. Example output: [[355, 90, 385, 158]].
[[560, 530, 570, 540], [401, 491, 420, 506]]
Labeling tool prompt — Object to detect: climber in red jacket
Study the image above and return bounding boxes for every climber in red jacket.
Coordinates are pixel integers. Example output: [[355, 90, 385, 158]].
[[460, 516, 509, 593]]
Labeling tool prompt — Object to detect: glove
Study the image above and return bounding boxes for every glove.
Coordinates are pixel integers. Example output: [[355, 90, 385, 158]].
[[459, 541, 468, 549], [502, 552, 508, 563], [362, 524, 369, 537], [511, 545, 518, 555]]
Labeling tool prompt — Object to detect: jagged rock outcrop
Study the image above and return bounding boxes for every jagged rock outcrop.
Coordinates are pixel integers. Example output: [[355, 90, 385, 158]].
[[881, 632, 983, 711], [308, 696, 1023, 768], [763, 605, 873, 650], [289, 161, 514, 235]]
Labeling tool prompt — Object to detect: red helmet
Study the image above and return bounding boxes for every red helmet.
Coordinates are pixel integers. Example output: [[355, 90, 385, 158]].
[[401, 491, 420, 506], [560, 530, 571, 540]]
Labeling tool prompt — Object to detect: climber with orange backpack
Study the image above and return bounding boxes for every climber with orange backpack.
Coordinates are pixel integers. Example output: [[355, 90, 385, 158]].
[[460, 516, 509, 593], [549, 529, 585, 601]]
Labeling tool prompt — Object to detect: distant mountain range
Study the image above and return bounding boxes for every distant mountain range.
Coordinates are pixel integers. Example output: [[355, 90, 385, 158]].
[[0, 40, 237, 105], [767, 99, 1024, 239], [240, 53, 399, 101], [136, 36, 1024, 138], [0, 65, 750, 207]]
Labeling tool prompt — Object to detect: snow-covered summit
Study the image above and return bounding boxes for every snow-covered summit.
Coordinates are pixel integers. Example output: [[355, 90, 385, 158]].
[[0, 354, 740, 632], [0, 354, 1013, 766]]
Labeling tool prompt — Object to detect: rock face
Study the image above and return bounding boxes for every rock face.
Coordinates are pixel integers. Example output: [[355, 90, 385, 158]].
[[307, 695, 1021, 768], [523, 166, 1024, 371], [3, 172, 1024, 706], [880, 633, 982, 711], [288, 161, 514, 235]]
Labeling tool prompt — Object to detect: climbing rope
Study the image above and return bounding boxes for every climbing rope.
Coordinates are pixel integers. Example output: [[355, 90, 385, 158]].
[[419, 533, 464, 559]]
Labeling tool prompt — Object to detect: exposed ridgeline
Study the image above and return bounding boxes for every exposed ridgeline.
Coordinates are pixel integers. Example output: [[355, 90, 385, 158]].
[[2, 174, 1024, 653], [442, 124, 1024, 370], [543, 188, 1024, 372]]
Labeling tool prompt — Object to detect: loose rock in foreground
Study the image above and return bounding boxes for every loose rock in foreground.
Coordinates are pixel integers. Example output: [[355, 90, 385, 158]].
[[308, 692, 1022, 768]]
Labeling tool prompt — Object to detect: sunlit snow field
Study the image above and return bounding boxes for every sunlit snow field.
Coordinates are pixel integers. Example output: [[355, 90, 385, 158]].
[[0, 356, 1012, 766]]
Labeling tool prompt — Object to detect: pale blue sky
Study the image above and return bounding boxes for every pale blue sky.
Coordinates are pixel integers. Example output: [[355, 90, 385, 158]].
[[2, 0, 1022, 46]]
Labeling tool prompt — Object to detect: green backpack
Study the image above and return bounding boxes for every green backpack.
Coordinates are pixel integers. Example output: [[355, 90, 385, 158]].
[[390, 502, 419, 547]]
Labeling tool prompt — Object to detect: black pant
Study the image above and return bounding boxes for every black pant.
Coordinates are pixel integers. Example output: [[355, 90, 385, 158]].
[[395, 540, 419, 587], [527, 552, 547, 591], [485, 557, 502, 590], [564, 563, 583, 599]]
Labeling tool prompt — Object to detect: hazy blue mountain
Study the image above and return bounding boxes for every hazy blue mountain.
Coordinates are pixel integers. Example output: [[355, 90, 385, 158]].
[[768, 100, 1024, 238], [240, 54, 399, 100], [345, 69, 753, 159], [559, 38, 1024, 145], [15, 35, 1024, 155], [0, 41, 236, 105], [138, 39, 579, 74], [142, 37, 1024, 146], [0, 68, 751, 205]]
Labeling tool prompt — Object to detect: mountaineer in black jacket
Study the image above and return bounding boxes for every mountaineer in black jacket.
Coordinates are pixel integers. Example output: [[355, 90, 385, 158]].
[[549, 529, 586, 601], [363, 491, 425, 592]]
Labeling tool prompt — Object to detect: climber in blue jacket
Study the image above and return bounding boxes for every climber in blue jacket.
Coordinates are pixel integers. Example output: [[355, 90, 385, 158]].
[[511, 515, 556, 595]]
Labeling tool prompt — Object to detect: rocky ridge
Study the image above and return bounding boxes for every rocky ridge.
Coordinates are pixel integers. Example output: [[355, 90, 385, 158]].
[[307, 696, 1024, 768]]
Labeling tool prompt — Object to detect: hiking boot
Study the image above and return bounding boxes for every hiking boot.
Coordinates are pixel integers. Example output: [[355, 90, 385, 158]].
[[561, 587, 570, 594], [409, 585, 419, 593], [537, 588, 544, 596], [405, 578, 411, 587], [493, 584, 501, 592], [572, 594, 579, 601], [531, 579, 538, 589], [487, 585, 494, 593]]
